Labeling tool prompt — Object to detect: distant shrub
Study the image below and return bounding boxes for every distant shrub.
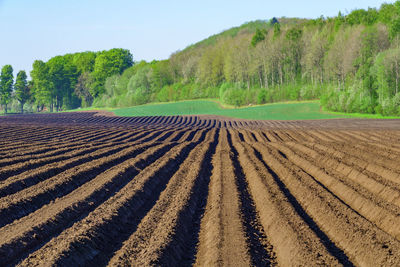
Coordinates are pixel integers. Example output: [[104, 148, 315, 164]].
[[222, 88, 247, 106]]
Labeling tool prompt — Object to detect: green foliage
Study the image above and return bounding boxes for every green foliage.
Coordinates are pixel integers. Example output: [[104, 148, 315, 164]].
[[91, 48, 133, 97], [285, 27, 302, 41], [127, 65, 151, 95], [73, 52, 97, 73], [390, 17, 400, 38], [346, 8, 378, 26], [74, 72, 93, 107], [14, 70, 31, 113], [27, 48, 133, 112], [31, 60, 52, 109], [222, 88, 247, 107], [251, 28, 266, 47], [0, 65, 14, 113], [372, 47, 400, 103], [379, 3, 398, 24], [334, 11, 345, 30], [47, 55, 79, 110], [257, 89, 269, 104], [150, 60, 174, 89], [273, 23, 281, 38]]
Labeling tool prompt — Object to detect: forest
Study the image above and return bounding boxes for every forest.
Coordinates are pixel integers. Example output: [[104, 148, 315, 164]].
[[1, 1, 400, 115], [0, 48, 133, 113]]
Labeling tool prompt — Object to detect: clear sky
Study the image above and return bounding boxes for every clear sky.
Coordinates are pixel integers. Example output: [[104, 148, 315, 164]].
[[0, 0, 395, 76]]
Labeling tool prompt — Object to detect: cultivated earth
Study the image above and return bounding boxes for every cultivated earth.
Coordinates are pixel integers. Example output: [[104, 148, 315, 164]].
[[0, 112, 400, 266]]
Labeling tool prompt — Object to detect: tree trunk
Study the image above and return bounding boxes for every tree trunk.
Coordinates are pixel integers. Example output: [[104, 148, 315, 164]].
[[5, 104, 7, 114], [20, 101, 24, 114], [271, 72, 274, 87]]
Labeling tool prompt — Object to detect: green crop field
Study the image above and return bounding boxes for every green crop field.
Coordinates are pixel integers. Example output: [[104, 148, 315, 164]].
[[112, 100, 348, 120]]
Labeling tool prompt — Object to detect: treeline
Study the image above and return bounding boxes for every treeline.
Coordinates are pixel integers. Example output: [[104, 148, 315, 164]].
[[94, 18, 309, 108], [2, 2, 400, 116], [97, 1, 400, 116], [31, 48, 132, 112], [0, 48, 132, 113]]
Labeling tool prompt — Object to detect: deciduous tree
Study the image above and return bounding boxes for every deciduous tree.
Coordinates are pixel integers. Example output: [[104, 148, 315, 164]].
[[0, 65, 14, 113], [14, 70, 30, 113]]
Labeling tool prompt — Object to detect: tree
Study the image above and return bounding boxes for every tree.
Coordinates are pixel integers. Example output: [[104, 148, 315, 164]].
[[198, 47, 215, 86], [231, 35, 252, 89], [47, 56, 79, 111], [74, 72, 94, 107], [126, 65, 152, 105], [31, 60, 52, 111], [378, 3, 397, 24], [273, 23, 281, 39], [92, 48, 133, 97], [373, 47, 400, 103], [73, 52, 97, 73], [181, 55, 199, 83], [335, 11, 345, 30], [390, 17, 400, 39], [0, 65, 14, 113], [285, 27, 303, 81], [14, 70, 30, 113], [346, 8, 378, 26], [251, 28, 266, 47], [324, 29, 348, 89], [356, 25, 389, 97], [302, 29, 328, 85], [47, 57, 64, 111], [150, 60, 173, 89]]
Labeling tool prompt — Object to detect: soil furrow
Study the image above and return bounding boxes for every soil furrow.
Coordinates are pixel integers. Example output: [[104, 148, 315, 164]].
[[18, 137, 206, 266], [260, 142, 400, 265], [271, 142, 400, 240], [226, 129, 275, 266], [0, 142, 135, 198], [299, 141, 400, 196], [0, 143, 176, 266], [251, 147, 352, 266], [0, 141, 161, 227], [230, 134, 343, 266], [105, 130, 215, 266], [195, 129, 252, 266]]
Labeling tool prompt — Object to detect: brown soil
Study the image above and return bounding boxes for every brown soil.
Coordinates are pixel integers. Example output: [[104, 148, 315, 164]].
[[0, 112, 399, 266]]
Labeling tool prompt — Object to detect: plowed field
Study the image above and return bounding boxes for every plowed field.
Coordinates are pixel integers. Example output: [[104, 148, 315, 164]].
[[0, 112, 400, 266]]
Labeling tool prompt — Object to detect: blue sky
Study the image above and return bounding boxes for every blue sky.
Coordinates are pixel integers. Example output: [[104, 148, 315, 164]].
[[0, 0, 394, 76]]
